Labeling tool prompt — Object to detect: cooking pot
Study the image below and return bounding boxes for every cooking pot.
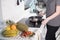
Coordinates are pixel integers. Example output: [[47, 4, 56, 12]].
[[29, 16, 44, 27]]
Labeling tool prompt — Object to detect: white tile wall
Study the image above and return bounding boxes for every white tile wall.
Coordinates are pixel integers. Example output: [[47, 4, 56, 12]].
[[1, 0, 37, 22], [0, 0, 3, 20]]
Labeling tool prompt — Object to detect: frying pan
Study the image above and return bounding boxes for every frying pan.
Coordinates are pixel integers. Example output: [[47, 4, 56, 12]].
[[29, 16, 44, 27]]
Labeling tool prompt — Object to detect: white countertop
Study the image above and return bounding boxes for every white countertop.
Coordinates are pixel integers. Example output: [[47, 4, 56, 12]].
[[0, 27, 45, 40]]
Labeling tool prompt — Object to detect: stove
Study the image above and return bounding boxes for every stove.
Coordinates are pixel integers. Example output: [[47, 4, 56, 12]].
[[25, 16, 43, 28], [17, 17, 43, 28]]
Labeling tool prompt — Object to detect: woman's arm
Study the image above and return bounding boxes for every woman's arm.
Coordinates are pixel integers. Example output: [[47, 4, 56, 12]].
[[47, 6, 60, 21], [42, 5, 60, 25]]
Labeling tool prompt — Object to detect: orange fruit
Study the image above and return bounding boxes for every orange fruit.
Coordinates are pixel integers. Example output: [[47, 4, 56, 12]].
[[11, 24, 16, 30]]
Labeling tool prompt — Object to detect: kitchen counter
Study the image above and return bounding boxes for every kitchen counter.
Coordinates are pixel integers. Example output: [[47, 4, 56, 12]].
[[0, 18, 46, 40], [0, 27, 45, 40], [14, 17, 60, 40], [0, 19, 60, 40]]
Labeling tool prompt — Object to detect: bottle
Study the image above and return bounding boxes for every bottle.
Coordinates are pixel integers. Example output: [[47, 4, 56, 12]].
[[17, 0, 19, 5]]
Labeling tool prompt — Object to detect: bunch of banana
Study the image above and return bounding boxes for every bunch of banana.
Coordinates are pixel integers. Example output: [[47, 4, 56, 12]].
[[2, 29, 19, 37], [2, 20, 19, 37]]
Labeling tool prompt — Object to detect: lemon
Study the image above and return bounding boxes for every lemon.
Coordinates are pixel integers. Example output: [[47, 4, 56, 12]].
[[5, 25, 11, 30]]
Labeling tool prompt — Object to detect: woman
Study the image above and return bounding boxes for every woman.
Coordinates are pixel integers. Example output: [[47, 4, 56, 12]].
[[42, 0, 60, 40]]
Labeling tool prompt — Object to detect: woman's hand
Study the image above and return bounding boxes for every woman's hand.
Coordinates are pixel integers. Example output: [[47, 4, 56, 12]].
[[41, 18, 50, 26]]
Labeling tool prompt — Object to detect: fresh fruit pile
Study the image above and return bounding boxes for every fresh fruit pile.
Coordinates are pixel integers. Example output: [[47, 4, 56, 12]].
[[20, 31, 35, 37], [2, 20, 35, 37], [2, 20, 19, 37]]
